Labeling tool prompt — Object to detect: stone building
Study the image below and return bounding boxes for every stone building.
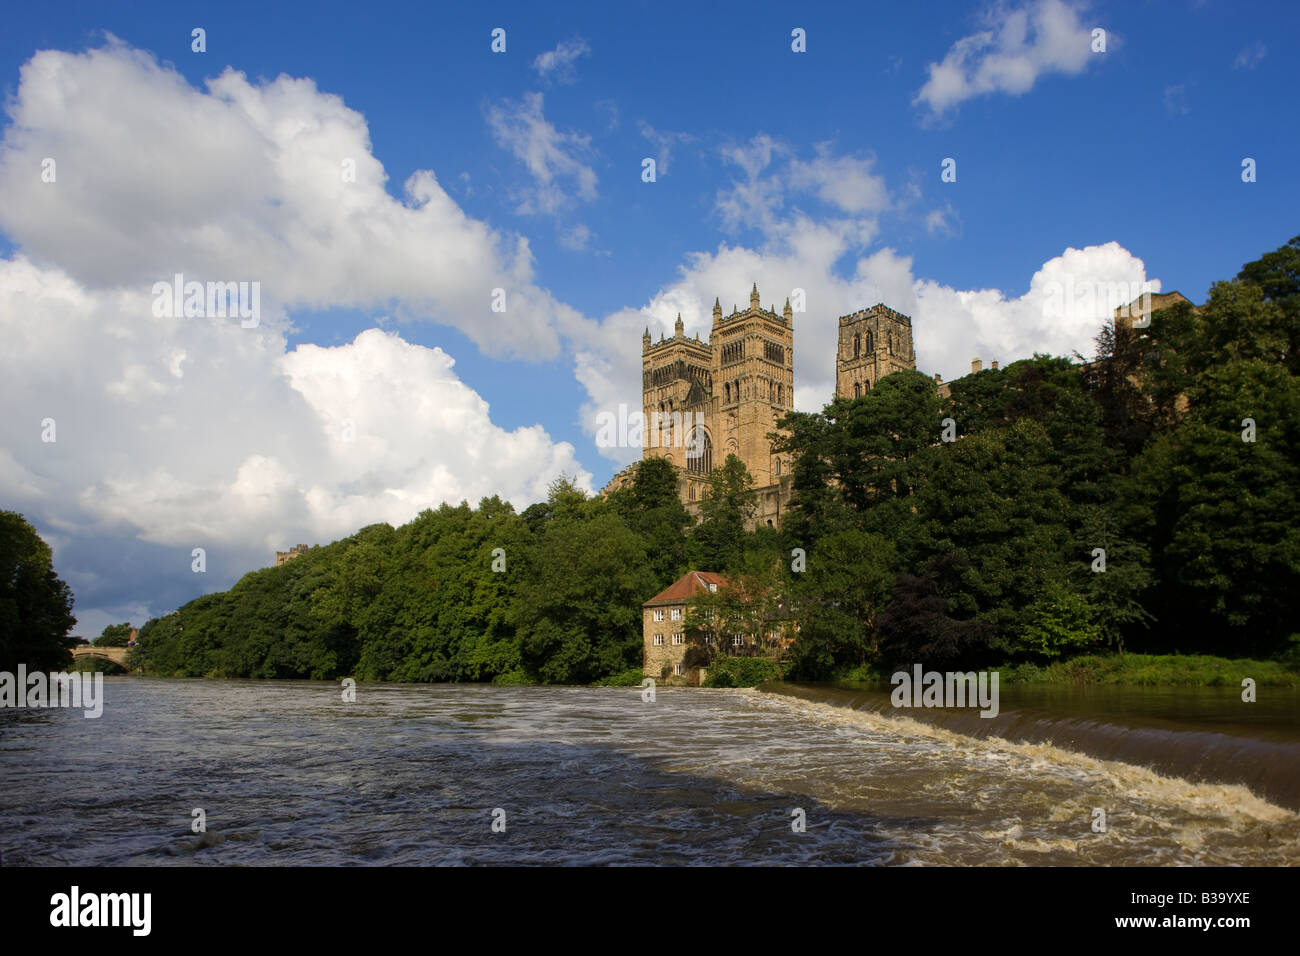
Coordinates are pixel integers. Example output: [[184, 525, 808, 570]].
[[642, 570, 729, 685], [275, 544, 309, 566], [642, 568, 796, 685], [613, 286, 920, 528]]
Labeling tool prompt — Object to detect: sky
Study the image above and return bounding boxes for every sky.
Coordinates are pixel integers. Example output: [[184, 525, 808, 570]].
[[0, 0, 1295, 637]]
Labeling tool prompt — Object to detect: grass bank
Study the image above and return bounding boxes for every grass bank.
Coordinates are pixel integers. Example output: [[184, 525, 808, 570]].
[[828, 653, 1299, 688]]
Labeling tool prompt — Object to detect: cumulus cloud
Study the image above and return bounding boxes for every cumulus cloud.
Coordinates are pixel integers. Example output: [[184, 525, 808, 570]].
[[914, 0, 1096, 116], [532, 37, 590, 84], [0, 40, 594, 630], [0, 257, 590, 628], [0, 41, 582, 362]]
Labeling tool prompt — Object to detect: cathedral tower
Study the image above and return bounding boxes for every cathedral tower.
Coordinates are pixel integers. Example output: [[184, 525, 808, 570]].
[[835, 303, 916, 399], [709, 284, 794, 491]]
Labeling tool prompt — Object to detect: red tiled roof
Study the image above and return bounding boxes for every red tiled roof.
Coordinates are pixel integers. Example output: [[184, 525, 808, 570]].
[[644, 570, 730, 607]]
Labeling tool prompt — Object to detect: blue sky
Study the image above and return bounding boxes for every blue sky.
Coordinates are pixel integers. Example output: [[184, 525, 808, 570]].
[[0, 0, 1295, 636]]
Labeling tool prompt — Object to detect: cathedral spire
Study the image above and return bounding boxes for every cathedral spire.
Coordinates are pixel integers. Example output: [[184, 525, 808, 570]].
[[674, 313, 684, 337], [750, 282, 760, 310]]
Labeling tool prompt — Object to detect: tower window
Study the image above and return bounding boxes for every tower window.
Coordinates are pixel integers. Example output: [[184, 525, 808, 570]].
[[853, 334, 860, 358], [866, 331, 874, 352], [854, 382, 861, 398]]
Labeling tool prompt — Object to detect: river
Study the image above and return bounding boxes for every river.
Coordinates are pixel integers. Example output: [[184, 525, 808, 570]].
[[1, 678, 1296, 865]]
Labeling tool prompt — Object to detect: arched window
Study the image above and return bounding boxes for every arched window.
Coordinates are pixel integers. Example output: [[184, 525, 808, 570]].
[[866, 331, 874, 352], [853, 334, 860, 358], [686, 428, 712, 475], [724, 382, 731, 403], [775, 458, 782, 476], [854, 382, 861, 398], [888, 333, 894, 355], [777, 384, 783, 405]]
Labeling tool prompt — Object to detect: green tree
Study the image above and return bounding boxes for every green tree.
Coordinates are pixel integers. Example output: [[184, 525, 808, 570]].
[[93, 623, 134, 647], [693, 454, 757, 571], [0, 511, 78, 671]]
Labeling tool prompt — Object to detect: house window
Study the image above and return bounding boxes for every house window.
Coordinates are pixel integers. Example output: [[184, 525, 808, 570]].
[[705, 635, 715, 645], [671, 607, 682, 621], [653, 634, 664, 646], [707, 583, 717, 593], [732, 634, 744, 647], [672, 634, 684, 646], [703, 608, 715, 620], [653, 608, 664, 622]]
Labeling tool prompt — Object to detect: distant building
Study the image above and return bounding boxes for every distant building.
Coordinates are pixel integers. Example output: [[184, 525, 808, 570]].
[[605, 286, 920, 529], [275, 544, 310, 566]]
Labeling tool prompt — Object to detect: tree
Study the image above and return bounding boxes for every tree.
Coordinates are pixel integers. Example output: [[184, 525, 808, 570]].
[[786, 529, 897, 678], [93, 623, 134, 647], [0, 511, 77, 671], [608, 457, 694, 588], [876, 553, 993, 671], [693, 454, 757, 571]]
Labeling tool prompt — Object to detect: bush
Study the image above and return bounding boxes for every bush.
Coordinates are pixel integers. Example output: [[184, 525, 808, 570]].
[[702, 656, 783, 688], [593, 668, 646, 687]]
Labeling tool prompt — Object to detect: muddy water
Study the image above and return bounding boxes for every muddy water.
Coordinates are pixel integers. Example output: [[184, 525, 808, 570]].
[[1, 678, 1295, 865]]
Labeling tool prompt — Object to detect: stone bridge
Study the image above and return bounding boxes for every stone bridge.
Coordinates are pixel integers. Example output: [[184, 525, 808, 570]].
[[70, 646, 134, 671]]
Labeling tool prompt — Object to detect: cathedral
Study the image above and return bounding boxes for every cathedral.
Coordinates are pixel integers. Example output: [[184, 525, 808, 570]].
[[609, 285, 920, 528]]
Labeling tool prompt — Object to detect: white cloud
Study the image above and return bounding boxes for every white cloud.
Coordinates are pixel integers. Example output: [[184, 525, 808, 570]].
[[926, 202, 960, 237], [788, 149, 890, 215], [532, 37, 590, 84], [714, 136, 887, 241], [914, 0, 1097, 116], [0, 257, 591, 618], [0, 40, 574, 361], [572, 232, 1161, 469], [638, 122, 694, 176], [0, 40, 595, 627], [485, 91, 598, 216], [1233, 42, 1266, 70]]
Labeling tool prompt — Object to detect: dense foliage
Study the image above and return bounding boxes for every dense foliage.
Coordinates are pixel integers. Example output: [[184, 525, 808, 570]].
[[0, 510, 78, 671], [133, 238, 1300, 682], [93, 623, 134, 647]]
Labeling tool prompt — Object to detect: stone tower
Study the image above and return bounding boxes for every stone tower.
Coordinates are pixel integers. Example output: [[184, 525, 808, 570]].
[[835, 303, 916, 399], [642, 312, 714, 490], [709, 284, 794, 491], [639, 285, 794, 505]]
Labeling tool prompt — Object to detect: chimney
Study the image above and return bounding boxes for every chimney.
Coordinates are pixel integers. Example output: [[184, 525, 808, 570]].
[[971, 358, 983, 374]]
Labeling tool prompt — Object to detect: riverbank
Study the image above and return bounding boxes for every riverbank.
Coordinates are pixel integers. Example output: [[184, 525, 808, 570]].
[[831, 652, 1300, 689]]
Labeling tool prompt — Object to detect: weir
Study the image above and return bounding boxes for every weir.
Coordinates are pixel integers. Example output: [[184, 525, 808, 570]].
[[762, 681, 1300, 812]]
